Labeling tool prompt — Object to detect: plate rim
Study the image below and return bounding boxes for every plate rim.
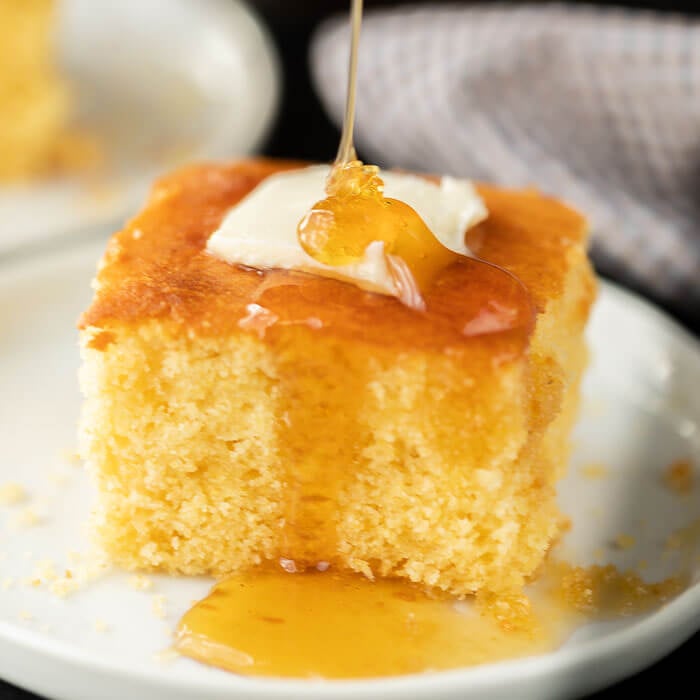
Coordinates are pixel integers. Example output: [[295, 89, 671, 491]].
[[0, 241, 698, 699]]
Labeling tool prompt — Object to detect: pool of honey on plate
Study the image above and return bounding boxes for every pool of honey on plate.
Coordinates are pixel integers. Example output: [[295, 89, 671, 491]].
[[174, 568, 575, 679], [173, 561, 686, 679]]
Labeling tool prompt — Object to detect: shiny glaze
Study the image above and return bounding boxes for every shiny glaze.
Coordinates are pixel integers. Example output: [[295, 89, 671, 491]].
[[76, 161, 591, 364]]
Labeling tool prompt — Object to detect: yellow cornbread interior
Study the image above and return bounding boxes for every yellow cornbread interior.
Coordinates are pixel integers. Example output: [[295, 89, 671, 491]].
[[79, 239, 592, 597], [0, 0, 70, 180]]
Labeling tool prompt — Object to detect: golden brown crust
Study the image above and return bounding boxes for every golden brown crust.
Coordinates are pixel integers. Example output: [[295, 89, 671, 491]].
[[79, 160, 588, 357]]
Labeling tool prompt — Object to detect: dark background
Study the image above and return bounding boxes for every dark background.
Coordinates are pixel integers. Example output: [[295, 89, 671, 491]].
[[2, 1, 698, 698]]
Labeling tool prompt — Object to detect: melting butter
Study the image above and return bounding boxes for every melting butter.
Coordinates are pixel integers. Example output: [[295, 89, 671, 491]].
[[206, 165, 486, 300]]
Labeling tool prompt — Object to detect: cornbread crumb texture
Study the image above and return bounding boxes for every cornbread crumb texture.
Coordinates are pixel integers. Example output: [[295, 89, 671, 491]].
[[79, 313, 585, 596], [78, 161, 596, 598], [663, 458, 695, 495]]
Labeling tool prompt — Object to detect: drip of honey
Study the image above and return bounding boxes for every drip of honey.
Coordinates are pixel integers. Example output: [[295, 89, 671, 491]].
[[296, 0, 457, 310], [174, 569, 574, 679]]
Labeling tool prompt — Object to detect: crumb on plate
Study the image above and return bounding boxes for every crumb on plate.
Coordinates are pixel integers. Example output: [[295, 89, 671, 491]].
[[11, 506, 43, 529], [0, 482, 26, 506], [662, 459, 694, 495], [94, 618, 109, 633], [152, 594, 168, 619], [128, 574, 153, 591], [612, 534, 635, 551]]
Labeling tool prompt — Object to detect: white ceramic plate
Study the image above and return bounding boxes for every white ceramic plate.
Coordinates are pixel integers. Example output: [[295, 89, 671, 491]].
[[0, 239, 698, 700], [0, 0, 279, 254]]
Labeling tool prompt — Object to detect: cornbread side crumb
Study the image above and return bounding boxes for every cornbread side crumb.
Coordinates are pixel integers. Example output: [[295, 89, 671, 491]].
[[152, 594, 168, 619], [0, 482, 26, 506], [554, 562, 684, 615], [663, 459, 695, 495], [128, 574, 153, 591]]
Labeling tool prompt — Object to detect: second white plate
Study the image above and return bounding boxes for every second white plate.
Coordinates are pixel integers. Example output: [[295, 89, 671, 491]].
[[0, 0, 279, 254]]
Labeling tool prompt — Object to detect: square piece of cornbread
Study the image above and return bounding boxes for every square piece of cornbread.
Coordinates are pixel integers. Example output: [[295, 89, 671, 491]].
[[78, 160, 595, 597]]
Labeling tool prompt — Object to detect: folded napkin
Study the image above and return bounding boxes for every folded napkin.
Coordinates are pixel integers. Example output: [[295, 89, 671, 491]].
[[311, 3, 700, 316]]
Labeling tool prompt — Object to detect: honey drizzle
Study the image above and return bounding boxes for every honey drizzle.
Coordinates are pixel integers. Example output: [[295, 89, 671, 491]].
[[335, 0, 362, 165]]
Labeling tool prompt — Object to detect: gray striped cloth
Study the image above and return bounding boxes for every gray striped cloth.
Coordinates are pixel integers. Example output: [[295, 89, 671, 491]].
[[311, 3, 700, 315]]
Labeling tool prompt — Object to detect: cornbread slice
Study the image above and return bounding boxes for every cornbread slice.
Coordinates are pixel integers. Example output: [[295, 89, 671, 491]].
[[78, 160, 596, 597], [0, 0, 70, 180]]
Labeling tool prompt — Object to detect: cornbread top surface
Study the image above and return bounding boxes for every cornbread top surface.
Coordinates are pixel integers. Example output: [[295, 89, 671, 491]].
[[79, 159, 587, 356]]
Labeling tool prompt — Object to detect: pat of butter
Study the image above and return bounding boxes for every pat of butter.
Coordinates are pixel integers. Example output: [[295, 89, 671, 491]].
[[207, 165, 487, 297]]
